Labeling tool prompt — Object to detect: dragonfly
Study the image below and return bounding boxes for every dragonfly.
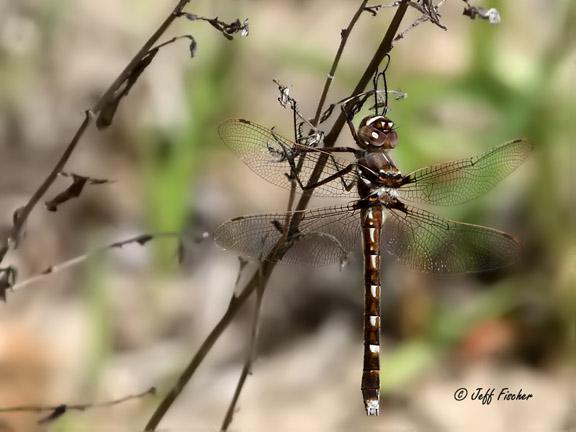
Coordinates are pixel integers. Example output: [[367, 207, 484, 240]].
[[214, 114, 531, 415]]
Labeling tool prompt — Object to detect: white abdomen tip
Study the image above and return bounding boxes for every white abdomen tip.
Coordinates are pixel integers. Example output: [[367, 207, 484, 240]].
[[365, 399, 379, 416]]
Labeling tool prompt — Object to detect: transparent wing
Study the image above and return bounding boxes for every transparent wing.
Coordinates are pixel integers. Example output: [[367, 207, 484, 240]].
[[382, 204, 520, 273], [219, 119, 358, 197], [400, 139, 531, 206], [214, 204, 362, 266]]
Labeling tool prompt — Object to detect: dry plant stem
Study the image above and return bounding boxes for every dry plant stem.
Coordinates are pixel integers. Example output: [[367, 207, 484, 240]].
[[9, 232, 180, 293], [0, 387, 155, 413], [220, 264, 266, 432], [94, 0, 191, 113], [7, 111, 91, 249], [394, 0, 447, 41], [143, 260, 274, 431], [294, 0, 410, 215], [143, 2, 410, 430], [286, 0, 369, 215], [283, 0, 369, 227], [311, 0, 370, 125], [2, 0, 191, 259]]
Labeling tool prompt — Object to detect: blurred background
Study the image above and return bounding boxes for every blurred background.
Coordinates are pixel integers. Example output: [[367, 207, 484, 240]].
[[0, 0, 574, 431]]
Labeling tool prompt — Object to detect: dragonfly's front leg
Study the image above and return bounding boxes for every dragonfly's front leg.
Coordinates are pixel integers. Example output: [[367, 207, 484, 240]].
[[265, 129, 357, 192], [283, 147, 358, 192], [326, 153, 357, 192], [341, 103, 361, 144]]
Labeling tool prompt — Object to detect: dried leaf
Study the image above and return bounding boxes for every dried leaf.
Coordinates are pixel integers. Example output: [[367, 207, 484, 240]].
[[110, 234, 154, 249], [38, 405, 67, 425], [45, 177, 88, 212], [0, 267, 17, 302], [189, 37, 198, 58], [96, 48, 159, 129], [463, 5, 501, 24], [45, 173, 112, 212], [182, 14, 249, 40]]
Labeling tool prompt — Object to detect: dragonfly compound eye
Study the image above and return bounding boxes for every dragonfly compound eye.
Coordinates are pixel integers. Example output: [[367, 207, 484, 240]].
[[358, 115, 398, 149]]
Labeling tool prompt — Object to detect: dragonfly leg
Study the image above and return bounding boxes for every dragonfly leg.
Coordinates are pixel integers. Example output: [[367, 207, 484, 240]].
[[275, 145, 358, 192], [341, 103, 360, 143], [326, 153, 356, 191], [287, 163, 356, 191]]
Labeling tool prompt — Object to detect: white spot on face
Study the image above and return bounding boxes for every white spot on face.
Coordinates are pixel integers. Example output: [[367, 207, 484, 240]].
[[371, 131, 379, 139], [369, 344, 380, 353]]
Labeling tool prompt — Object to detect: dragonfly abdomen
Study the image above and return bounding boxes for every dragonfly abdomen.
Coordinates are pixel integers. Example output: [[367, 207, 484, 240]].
[[360, 204, 383, 416]]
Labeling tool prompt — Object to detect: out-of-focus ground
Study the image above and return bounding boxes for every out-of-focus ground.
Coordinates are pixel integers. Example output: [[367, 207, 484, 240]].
[[0, 0, 575, 431]]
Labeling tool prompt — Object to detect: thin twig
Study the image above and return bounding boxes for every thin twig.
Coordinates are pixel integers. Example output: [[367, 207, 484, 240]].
[[294, 0, 410, 215], [220, 261, 266, 431], [142, 2, 411, 430], [0, 0, 192, 263], [143, 259, 275, 431], [312, 0, 372, 126], [284, 0, 370, 217], [5, 110, 93, 253], [283, 0, 370, 209], [7, 232, 181, 295], [0, 387, 155, 424], [93, 0, 192, 114]]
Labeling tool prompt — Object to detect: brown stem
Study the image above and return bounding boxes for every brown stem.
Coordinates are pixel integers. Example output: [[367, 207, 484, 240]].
[[7, 111, 92, 250], [311, 0, 371, 126], [285, 0, 369, 214], [142, 1, 411, 430], [9, 232, 182, 294], [1, 0, 191, 260], [219, 264, 266, 431], [0, 387, 155, 413], [143, 260, 274, 431], [93, 0, 191, 113], [295, 0, 410, 214]]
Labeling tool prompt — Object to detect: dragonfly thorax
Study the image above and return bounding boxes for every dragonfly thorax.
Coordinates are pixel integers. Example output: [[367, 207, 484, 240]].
[[374, 186, 400, 203], [356, 159, 403, 200]]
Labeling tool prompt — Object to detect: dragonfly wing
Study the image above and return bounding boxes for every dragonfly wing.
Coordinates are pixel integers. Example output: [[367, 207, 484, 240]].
[[219, 119, 358, 197], [214, 204, 362, 266], [382, 203, 520, 273], [400, 139, 531, 206]]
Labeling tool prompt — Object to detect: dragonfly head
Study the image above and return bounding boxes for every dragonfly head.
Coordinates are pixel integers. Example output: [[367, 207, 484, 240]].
[[357, 115, 398, 151]]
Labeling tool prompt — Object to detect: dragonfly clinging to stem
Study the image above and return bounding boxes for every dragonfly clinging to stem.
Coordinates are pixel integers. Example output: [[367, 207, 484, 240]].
[[214, 79, 531, 415]]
